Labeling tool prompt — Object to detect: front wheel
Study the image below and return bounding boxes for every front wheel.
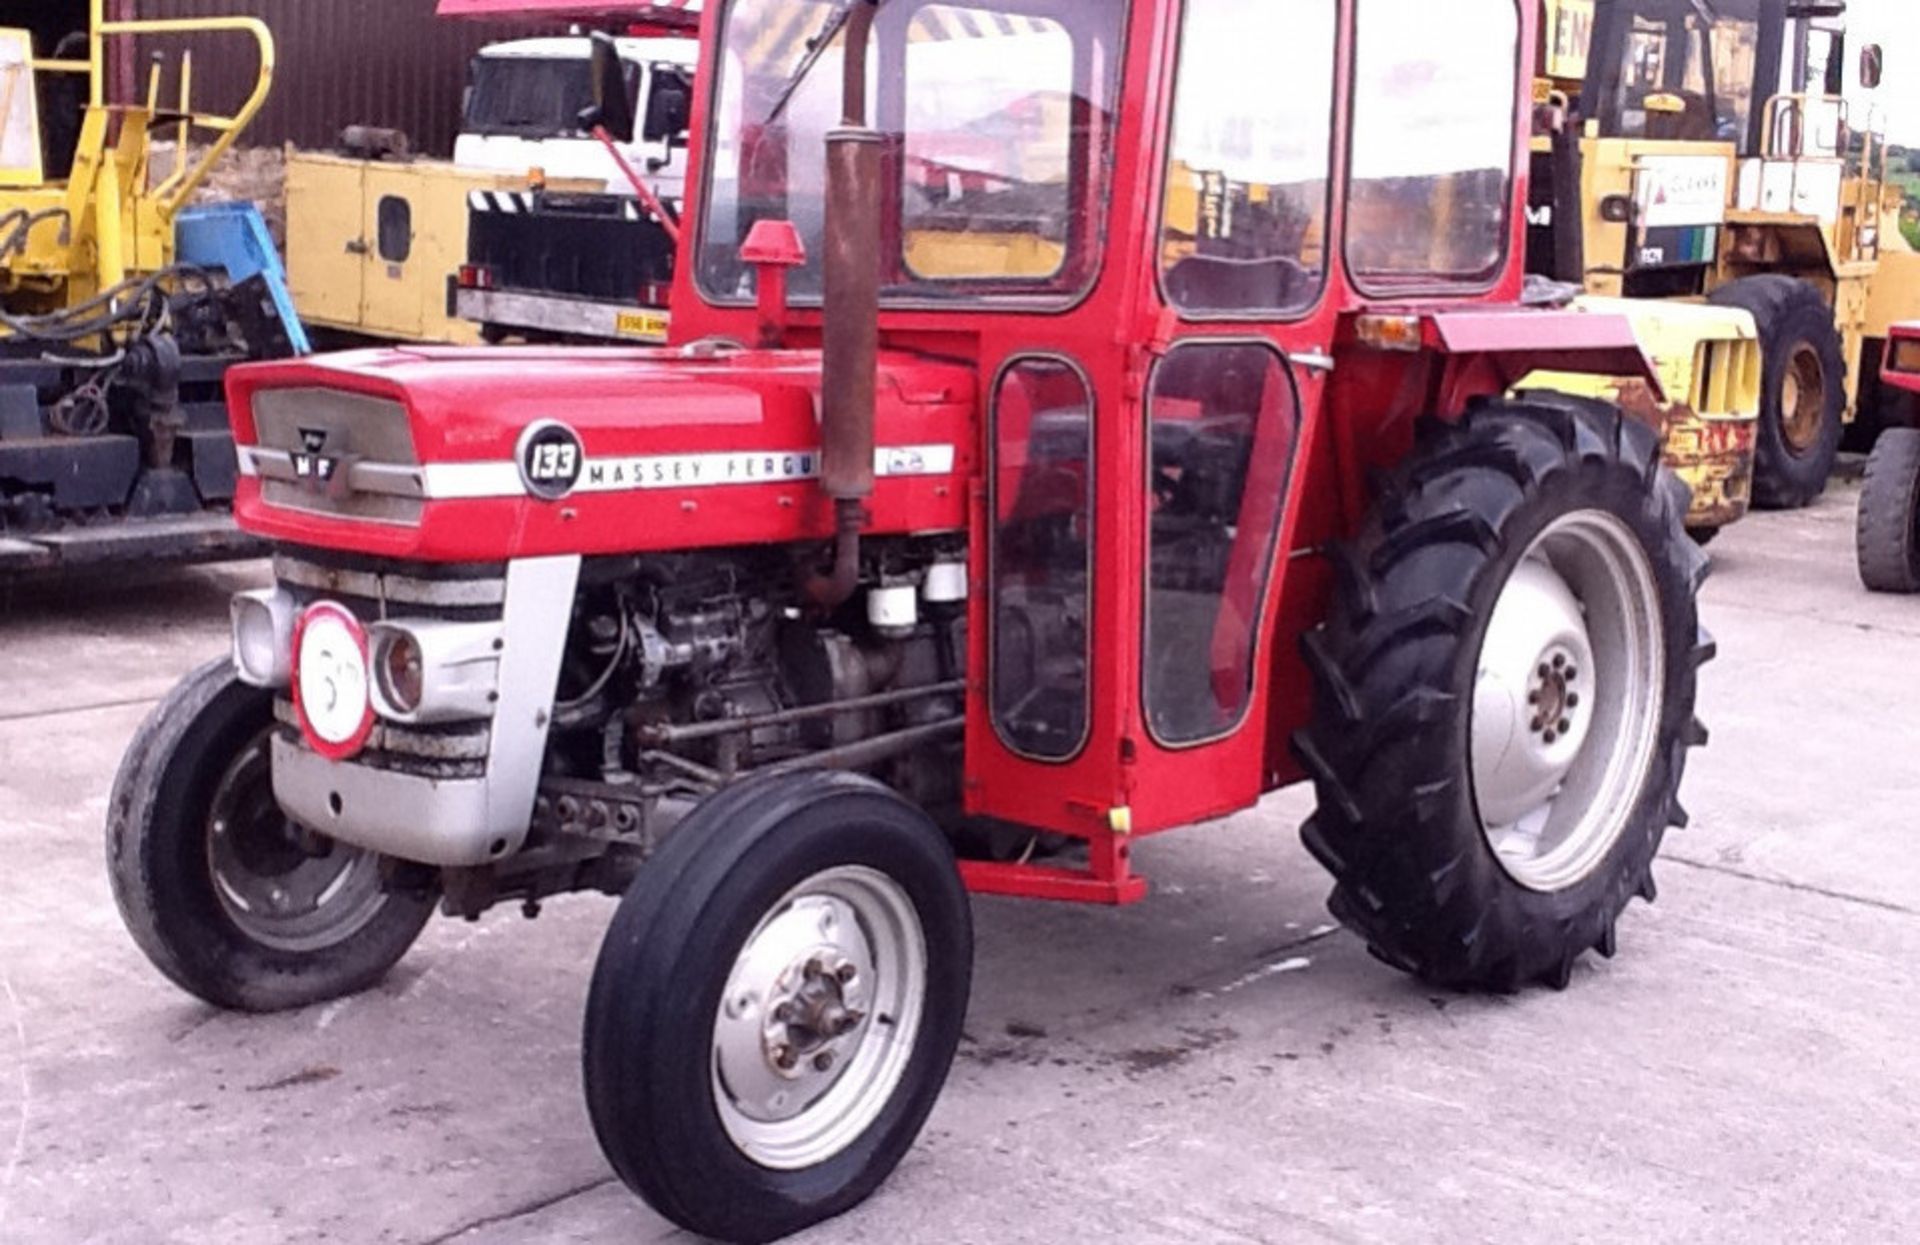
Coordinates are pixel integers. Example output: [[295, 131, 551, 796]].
[[106, 659, 436, 1012], [1296, 393, 1713, 991], [583, 771, 972, 1245]]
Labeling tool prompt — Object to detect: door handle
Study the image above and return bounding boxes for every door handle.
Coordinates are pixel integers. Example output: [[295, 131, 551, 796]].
[[345, 239, 370, 255]]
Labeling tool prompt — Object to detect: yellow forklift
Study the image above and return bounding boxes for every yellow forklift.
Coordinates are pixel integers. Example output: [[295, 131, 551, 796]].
[[1, 1, 302, 574], [1532, 0, 1920, 511]]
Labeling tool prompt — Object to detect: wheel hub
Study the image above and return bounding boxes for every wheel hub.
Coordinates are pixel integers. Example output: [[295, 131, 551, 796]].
[[764, 954, 867, 1077], [206, 730, 387, 952], [1780, 344, 1826, 455], [1470, 512, 1665, 892], [711, 867, 926, 1171]]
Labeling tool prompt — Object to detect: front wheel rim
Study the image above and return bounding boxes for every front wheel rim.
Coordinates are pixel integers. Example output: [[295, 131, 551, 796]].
[[206, 730, 389, 952], [711, 865, 928, 1171], [1780, 344, 1827, 455], [1470, 511, 1666, 892]]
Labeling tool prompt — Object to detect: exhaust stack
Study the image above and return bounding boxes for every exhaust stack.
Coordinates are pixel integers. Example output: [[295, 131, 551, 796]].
[[807, 0, 882, 607]]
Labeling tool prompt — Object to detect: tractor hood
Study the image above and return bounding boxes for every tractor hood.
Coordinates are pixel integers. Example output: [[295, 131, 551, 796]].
[[226, 345, 976, 563]]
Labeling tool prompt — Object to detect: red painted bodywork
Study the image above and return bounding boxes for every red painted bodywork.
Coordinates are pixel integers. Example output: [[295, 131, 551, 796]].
[[1884, 323, 1920, 395], [435, 0, 702, 31], [236, 0, 1665, 905]]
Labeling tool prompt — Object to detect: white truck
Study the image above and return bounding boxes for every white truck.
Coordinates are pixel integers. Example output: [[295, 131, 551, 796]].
[[455, 34, 698, 198]]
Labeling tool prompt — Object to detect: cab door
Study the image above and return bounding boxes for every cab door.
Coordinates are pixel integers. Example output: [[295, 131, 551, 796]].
[[1119, 0, 1347, 834]]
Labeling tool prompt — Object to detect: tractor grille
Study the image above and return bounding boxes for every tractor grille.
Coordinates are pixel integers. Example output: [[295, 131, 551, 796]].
[[273, 548, 506, 780], [245, 388, 428, 526]]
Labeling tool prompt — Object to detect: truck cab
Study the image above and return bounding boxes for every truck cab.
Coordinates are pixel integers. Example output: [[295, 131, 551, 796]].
[[453, 35, 699, 198]]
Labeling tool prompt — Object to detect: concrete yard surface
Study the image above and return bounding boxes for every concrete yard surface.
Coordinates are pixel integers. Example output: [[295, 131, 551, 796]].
[[2, 487, 1917, 1244]]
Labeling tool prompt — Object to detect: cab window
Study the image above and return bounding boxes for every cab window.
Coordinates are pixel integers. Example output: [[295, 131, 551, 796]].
[[903, 7, 1074, 281], [1347, 0, 1520, 287], [1144, 343, 1297, 745], [1158, 0, 1337, 315]]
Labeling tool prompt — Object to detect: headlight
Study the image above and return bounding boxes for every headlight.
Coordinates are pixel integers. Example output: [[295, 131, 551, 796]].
[[366, 619, 504, 725], [376, 629, 426, 715], [293, 602, 375, 760], [231, 588, 297, 688]]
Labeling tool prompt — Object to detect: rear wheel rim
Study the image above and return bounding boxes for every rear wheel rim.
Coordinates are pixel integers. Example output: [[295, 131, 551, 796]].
[[1780, 343, 1827, 455], [711, 865, 927, 1171], [1470, 511, 1665, 892], [206, 730, 388, 953]]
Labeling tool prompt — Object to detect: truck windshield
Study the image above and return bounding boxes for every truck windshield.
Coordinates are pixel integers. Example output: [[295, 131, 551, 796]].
[[1587, 0, 1764, 145], [466, 56, 639, 138], [697, 0, 1129, 306]]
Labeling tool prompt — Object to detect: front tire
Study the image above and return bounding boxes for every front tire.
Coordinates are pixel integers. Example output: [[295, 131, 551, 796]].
[[583, 771, 972, 1244], [1295, 394, 1712, 991], [1857, 427, 1920, 593], [1709, 275, 1845, 509], [106, 659, 435, 1012]]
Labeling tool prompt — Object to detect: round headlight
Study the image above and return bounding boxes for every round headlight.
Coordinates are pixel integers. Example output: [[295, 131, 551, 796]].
[[293, 602, 374, 759], [376, 629, 426, 716]]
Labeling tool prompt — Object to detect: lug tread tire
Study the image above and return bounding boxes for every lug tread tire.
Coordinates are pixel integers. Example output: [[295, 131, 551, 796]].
[[1294, 393, 1709, 992], [1708, 275, 1846, 510], [1857, 428, 1920, 593], [583, 770, 972, 1245], [105, 659, 434, 1012]]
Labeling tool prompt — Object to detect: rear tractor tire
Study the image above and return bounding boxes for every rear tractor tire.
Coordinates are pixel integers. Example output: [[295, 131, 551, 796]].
[[1857, 427, 1920, 593], [583, 771, 973, 1244], [1296, 393, 1712, 992], [1709, 275, 1846, 510], [106, 659, 436, 1012]]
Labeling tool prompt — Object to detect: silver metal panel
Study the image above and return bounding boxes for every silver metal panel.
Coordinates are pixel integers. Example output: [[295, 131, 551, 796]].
[[271, 733, 500, 867]]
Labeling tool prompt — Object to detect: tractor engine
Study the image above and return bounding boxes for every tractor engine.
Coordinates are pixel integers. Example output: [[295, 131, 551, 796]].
[[545, 541, 969, 832]]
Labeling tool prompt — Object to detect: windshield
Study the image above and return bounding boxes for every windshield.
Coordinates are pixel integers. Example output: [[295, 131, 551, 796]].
[[1588, 0, 1763, 146], [697, 0, 1129, 306], [466, 56, 639, 138]]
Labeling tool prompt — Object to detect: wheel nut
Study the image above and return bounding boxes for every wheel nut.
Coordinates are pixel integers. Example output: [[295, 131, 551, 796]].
[[774, 1003, 795, 1024], [1568, 693, 1580, 708], [836, 964, 857, 984], [813, 1052, 835, 1073], [1552, 654, 1566, 670], [1544, 730, 1558, 744], [1559, 719, 1572, 734], [775, 1046, 798, 1071]]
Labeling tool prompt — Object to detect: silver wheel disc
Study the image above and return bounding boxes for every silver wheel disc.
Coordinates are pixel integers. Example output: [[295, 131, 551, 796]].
[[1470, 511, 1665, 892], [711, 865, 927, 1171], [206, 731, 388, 953]]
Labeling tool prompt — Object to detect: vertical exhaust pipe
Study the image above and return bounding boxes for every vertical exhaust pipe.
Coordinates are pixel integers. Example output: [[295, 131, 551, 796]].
[[807, 0, 882, 608]]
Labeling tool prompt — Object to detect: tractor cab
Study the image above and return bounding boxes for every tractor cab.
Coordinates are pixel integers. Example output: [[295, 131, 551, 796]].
[[117, 3, 1711, 1241]]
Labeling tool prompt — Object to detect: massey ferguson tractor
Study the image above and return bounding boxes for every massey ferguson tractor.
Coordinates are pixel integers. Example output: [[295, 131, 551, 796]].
[[108, 1, 1712, 1240]]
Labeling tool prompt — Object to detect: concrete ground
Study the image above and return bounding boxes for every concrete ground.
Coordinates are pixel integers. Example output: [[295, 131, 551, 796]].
[[2, 487, 1917, 1245]]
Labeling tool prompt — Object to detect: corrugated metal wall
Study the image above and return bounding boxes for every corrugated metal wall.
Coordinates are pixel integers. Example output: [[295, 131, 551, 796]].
[[131, 1, 557, 156]]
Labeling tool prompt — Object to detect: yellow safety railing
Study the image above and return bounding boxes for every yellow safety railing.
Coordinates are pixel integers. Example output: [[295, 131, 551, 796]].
[[28, 0, 275, 220]]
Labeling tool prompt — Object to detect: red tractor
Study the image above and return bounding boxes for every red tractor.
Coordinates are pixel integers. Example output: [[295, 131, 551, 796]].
[[1859, 321, 1920, 593], [108, 1, 1712, 1240]]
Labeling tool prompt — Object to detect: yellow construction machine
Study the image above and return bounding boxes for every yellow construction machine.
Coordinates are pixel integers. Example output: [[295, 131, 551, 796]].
[[1531, 0, 1920, 515], [1, 1, 302, 574]]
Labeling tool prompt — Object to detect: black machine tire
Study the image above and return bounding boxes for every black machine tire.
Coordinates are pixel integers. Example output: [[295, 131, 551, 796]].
[[1295, 393, 1712, 992], [583, 771, 973, 1245], [1709, 275, 1846, 510], [1857, 427, 1920, 593], [106, 658, 435, 1012]]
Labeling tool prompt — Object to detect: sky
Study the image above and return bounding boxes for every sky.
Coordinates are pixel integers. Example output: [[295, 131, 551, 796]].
[[1845, 0, 1920, 145]]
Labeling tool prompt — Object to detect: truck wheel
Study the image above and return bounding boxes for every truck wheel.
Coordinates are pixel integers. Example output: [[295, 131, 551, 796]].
[[583, 771, 972, 1244], [1858, 427, 1920, 593], [106, 659, 435, 1012], [1295, 393, 1712, 991], [1709, 275, 1845, 509]]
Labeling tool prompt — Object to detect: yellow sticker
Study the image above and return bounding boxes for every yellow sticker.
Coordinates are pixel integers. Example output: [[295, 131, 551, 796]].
[[615, 309, 671, 340]]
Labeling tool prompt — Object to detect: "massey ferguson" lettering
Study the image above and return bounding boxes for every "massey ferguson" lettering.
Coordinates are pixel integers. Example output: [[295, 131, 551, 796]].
[[572, 446, 955, 494]]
